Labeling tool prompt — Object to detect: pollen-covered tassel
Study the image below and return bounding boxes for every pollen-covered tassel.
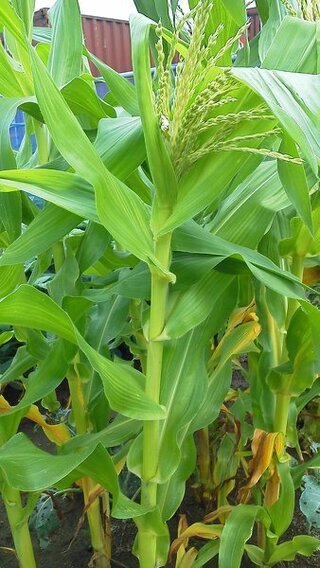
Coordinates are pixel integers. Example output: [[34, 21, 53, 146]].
[[171, 0, 214, 150], [155, 22, 170, 127], [280, 0, 298, 16]]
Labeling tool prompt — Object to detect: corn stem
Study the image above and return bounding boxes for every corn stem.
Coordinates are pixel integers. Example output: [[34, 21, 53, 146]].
[[274, 393, 291, 434], [67, 359, 110, 567], [139, 208, 172, 567], [2, 484, 36, 568]]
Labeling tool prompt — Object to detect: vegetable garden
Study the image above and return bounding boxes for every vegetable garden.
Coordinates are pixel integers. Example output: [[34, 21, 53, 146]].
[[0, 0, 320, 566]]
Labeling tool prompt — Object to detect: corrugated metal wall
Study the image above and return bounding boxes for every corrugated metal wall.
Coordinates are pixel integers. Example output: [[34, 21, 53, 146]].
[[34, 8, 260, 74], [34, 9, 132, 75], [247, 8, 261, 41], [83, 17, 132, 74]]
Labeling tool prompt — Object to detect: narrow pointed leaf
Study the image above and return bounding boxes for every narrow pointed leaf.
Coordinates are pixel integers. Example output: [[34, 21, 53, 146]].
[[28, 44, 157, 265], [278, 133, 313, 233]]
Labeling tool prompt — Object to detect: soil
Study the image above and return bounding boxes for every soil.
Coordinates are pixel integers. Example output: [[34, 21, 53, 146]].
[[1, 446, 319, 568], [0, 385, 319, 567]]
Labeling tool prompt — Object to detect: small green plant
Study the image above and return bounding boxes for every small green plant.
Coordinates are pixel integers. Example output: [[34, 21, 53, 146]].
[[300, 472, 320, 530]]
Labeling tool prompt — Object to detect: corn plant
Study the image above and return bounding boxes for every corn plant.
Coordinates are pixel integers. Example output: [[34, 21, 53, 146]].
[[0, 1, 320, 567]]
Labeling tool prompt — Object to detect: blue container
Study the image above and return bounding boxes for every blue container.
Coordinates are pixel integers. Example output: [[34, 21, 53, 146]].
[[9, 109, 26, 150]]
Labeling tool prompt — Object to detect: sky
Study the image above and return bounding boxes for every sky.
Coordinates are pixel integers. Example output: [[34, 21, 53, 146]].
[[34, 1, 255, 20], [35, 0, 189, 20]]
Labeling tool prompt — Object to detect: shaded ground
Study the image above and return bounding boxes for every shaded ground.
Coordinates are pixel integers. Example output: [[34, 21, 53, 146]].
[[0, 385, 319, 567], [1, 468, 319, 567]]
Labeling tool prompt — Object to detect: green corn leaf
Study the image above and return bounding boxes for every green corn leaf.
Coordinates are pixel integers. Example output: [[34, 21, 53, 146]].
[[64, 416, 140, 451], [0, 205, 81, 266], [192, 541, 220, 568], [70, 442, 147, 519], [76, 222, 110, 274], [0, 433, 143, 524], [232, 67, 320, 174], [0, 192, 22, 243], [0, 0, 31, 79], [0, 331, 14, 347], [0, 346, 36, 386], [0, 265, 25, 297], [209, 161, 289, 248], [296, 378, 320, 414], [84, 263, 151, 302], [267, 462, 295, 536], [61, 77, 116, 122], [204, 0, 243, 66], [0, 43, 27, 97], [48, 242, 81, 305], [2, 341, 69, 415], [94, 117, 146, 180], [0, 285, 166, 420], [256, 0, 269, 23], [32, 26, 52, 44], [86, 49, 140, 116], [268, 535, 320, 565], [0, 433, 94, 491], [0, 285, 77, 344], [162, 272, 235, 339], [158, 143, 274, 235], [130, 13, 178, 210], [48, 0, 82, 86], [11, 0, 35, 39], [262, 16, 320, 73], [245, 545, 265, 565], [0, 114, 146, 266], [28, 44, 158, 267], [292, 452, 320, 489], [278, 133, 313, 233], [0, 0, 27, 49], [157, 435, 197, 521], [223, 0, 246, 27], [133, 0, 159, 23], [0, 169, 99, 222], [219, 505, 270, 568], [258, 0, 286, 62], [0, 97, 27, 169], [173, 221, 304, 298]]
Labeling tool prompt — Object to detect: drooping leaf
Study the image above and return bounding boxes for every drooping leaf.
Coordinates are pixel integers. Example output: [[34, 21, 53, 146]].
[[0, 285, 165, 421], [268, 535, 320, 565], [28, 44, 162, 268], [232, 67, 320, 174]]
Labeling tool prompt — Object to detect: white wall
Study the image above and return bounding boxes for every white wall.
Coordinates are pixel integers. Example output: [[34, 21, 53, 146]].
[[35, 0, 190, 19]]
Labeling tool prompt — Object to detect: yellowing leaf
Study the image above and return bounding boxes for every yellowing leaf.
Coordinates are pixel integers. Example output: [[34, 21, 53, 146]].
[[0, 395, 70, 445], [26, 404, 70, 445], [238, 429, 284, 504], [0, 396, 11, 411], [227, 302, 258, 331], [176, 515, 190, 565], [303, 266, 320, 285], [170, 522, 222, 557], [177, 548, 198, 568]]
